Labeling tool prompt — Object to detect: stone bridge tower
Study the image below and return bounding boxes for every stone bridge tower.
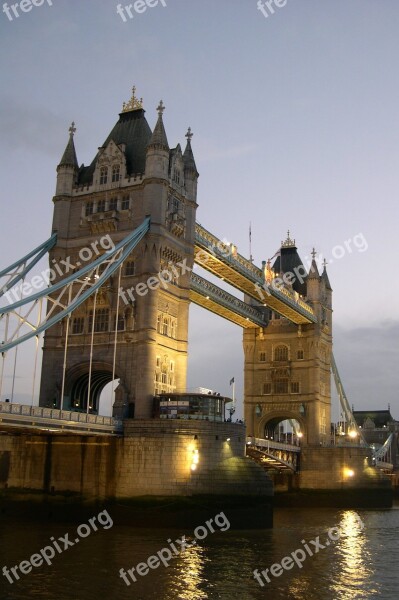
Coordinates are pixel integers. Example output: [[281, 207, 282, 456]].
[[39, 89, 199, 419], [244, 233, 333, 445]]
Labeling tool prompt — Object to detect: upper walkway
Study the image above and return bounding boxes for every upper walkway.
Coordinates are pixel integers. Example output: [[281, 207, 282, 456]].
[[194, 223, 316, 325]]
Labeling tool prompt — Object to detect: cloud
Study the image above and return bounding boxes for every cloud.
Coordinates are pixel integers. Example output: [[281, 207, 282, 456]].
[[0, 98, 67, 156]]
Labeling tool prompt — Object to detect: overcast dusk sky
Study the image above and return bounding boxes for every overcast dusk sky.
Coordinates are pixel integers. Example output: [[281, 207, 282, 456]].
[[1, 0, 398, 418]]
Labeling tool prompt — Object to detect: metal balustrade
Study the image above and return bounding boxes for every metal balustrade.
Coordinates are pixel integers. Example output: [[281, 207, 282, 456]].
[[0, 401, 123, 435]]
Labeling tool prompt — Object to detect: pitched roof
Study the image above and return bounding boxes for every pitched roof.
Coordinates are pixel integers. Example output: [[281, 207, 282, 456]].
[[353, 410, 395, 427], [59, 133, 78, 169], [78, 108, 152, 185], [272, 246, 307, 296], [183, 138, 198, 175], [148, 113, 169, 150], [322, 266, 332, 290]]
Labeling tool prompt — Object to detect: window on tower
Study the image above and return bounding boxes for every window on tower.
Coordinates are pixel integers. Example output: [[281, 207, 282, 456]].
[[99, 166, 108, 185], [262, 382, 272, 395], [109, 197, 118, 211], [97, 199, 106, 213], [112, 164, 120, 183], [274, 345, 289, 362], [89, 308, 109, 333], [124, 261, 135, 276], [274, 379, 289, 394], [291, 382, 300, 394], [72, 317, 84, 335], [172, 169, 181, 185], [85, 202, 94, 216], [121, 196, 130, 210]]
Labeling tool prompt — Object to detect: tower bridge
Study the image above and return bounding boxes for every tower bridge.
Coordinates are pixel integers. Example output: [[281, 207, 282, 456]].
[[0, 88, 394, 503]]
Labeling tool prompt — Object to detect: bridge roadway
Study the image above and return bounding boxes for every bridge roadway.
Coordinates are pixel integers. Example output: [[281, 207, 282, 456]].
[[0, 401, 122, 436], [246, 436, 301, 473], [194, 223, 316, 325]]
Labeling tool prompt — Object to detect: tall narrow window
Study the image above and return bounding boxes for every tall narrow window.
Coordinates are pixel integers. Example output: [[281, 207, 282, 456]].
[[89, 308, 109, 333], [263, 382, 272, 395], [85, 202, 94, 216], [297, 350, 304, 360], [112, 164, 120, 183], [72, 317, 84, 334], [97, 199, 106, 213], [109, 197, 118, 211], [259, 352, 266, 362], [124, 261, 135, 276], [99, 166, 108, 185], [121, 196, 130, 210]]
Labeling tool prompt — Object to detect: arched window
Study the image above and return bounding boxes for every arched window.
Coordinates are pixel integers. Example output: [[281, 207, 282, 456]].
[[112, 164, 120, 183], [173, 168, 181, 185], [274, 345, 288, 362], [124, 261, 135, 276], [99, 166, 108, 185], [162, 316, 169, 336], [89, 308, 109, 333]]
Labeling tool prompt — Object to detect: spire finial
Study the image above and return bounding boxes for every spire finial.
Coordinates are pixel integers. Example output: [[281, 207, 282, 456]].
[[281, 230, 296, 248], [323, 258, 328, 269], [185, 127, 193, 142], [69, 122, 76, 137], [157, 100, 165, 116], [311, 247, 317, 259], [122, 86, 144, 112]]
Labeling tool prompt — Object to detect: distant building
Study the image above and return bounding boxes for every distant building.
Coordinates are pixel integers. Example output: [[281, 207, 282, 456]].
[[353, 409, 399, 469]]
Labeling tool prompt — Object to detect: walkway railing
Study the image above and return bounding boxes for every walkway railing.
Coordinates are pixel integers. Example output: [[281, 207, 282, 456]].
[[0, 401, 123, 435], [190, 272, 268, 327]]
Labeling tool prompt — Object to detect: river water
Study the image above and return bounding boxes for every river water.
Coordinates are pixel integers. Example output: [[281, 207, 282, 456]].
[[1, 504, 398, 599]]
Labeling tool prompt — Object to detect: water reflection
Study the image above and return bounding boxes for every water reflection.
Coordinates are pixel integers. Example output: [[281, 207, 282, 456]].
[[167, 541, 208, 600], [331, 510, 381, 599]]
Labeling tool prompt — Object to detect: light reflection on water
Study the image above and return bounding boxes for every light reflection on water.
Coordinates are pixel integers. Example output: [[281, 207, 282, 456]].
[[1, 507, 398, 599]]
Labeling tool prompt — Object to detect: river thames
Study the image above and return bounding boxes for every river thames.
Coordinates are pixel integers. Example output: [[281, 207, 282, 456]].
[[1, 504, 398, 599]]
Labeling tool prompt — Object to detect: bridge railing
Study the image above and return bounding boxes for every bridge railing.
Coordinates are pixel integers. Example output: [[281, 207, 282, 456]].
[[247, 436, 301, 453], [195, 223, 263, 280], [0, 401, 122, 432], [190, 273, 268, 326]]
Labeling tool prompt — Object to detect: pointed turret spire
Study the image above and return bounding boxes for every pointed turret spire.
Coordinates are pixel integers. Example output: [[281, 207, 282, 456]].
[[308, 248, 320, 279], [321, 259, 332, 290], [58, 122, 78, 169], [183, 127, 198, 176], [148, 101, 169, 150]]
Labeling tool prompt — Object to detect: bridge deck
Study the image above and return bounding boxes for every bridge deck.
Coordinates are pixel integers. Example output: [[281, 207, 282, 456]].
[[0, 402, 122, 436], [194, 223, 316, 325], [189, 272, 268, 328]]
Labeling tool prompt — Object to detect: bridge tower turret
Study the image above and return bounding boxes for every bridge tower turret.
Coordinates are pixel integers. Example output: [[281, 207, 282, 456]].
[[244, 235, 333, 446]]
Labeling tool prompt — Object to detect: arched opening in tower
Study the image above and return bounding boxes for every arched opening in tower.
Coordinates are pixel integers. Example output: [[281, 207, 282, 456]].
[[264, 417, 303, 445], [70, 371, 118, 414]]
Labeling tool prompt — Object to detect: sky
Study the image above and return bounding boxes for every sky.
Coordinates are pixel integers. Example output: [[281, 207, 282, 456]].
[[0, 0, 398, 419]]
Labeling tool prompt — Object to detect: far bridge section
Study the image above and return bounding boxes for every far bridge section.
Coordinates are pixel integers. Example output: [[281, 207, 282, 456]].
[[194, 223, 316, 325], [0, 401, 122, 436], [246, 436, 300, 473], [189, 272, 268, 328]]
